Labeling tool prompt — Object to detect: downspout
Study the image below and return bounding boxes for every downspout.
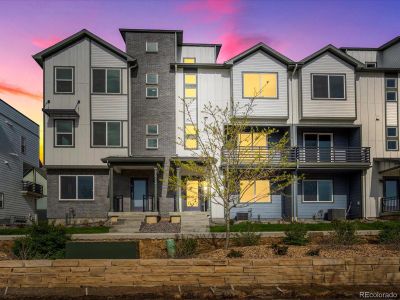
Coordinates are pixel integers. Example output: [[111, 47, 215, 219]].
[[128, 63, 136, 157], [291, 64, 298, 222]]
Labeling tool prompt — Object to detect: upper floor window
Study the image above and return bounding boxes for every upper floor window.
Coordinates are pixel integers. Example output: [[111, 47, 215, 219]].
[[365, 62, 377, 68], [59, 175, 93, 200], [146, 124, 159, 135], [92, 69, 121, 94], [55, 67, 74, 94], [20, 136, 26, 154], [303, 179, 333, 202], [92, 121, 121, 147], [146, 138, 158, 149], [183, 57, 196, 63], [385, 78, 397, 89], [312, 74, 345, 100], [146, 124, 159, 149], [55, 119, 74, 147], [242, 72, 278, 98], [146, 42, 158, 53], [146, 73, 158, 84]]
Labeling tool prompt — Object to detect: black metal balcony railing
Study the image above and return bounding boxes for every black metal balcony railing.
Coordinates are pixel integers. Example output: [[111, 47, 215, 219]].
[[142, 194, 158, 212], [381, 197, 400, 213], [21, 181, 43, 195], [221, 146, 371, 166]]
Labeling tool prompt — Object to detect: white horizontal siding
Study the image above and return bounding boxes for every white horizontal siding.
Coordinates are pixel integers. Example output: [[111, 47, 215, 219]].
[[232, 50, 288, 118], [346, 50, 377, 63], [301, 52, 356, 119], [91, 95, 128, 120], [91, 41, 126, 68], [386, 102, 398, 126], [178, 46, 215, 63]]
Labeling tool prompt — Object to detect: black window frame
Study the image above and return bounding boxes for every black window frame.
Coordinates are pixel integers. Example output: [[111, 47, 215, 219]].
[[54, 66, 74, 94], [365, 62, 377, 68], [91, 68, 122, 94], [59, 175, 94, 201], [302, 179, 334, 203], [91, 121, 122, 147], [54, 119, 74, 148], [311, 73, 346, 100]]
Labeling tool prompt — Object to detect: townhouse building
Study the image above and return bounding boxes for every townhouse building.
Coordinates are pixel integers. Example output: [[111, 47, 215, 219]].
[[33, 29, 400, 225], [0, 99, 43, 223]]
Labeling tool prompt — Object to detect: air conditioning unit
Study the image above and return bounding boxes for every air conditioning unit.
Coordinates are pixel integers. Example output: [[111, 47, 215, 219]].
[[236, 212, 249, 221], [327, 209, 346, 221]]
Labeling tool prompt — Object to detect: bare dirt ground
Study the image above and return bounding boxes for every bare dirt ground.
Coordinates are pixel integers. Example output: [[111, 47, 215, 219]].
[[0, 285, 399, 299]]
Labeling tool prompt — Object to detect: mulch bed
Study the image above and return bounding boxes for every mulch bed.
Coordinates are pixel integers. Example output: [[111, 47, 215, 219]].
[[139, 221, 181, 233]]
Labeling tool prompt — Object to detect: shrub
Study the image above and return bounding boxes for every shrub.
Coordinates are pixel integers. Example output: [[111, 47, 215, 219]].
[[331, 220, 359, 245], [379, 223, 400, 249], [175, 237, 198, 258], [12, 222, 70, 259], [283, 222, 309, 245], [232, 222, 261, 247], [227, 249, 243, 258], [271, 243, 288, 256], [306, 248, 320, 256]]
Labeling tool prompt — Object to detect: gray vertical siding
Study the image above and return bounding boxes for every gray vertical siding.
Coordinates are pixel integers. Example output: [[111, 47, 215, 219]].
[[232, 50, 288, 118], [0, 100, 39, 219], [301, 52, 356, 119], [230, 195, 283, 220], [345, 50, 377, 64], [178, 46, 216, 63], [381, 43, 400, 67]]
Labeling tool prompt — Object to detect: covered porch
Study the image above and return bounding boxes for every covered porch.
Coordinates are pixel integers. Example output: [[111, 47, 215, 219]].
[[379, 162, 400, 214]]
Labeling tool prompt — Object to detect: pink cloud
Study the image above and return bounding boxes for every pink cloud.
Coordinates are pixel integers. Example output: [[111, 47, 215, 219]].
[[178, 0, 239, 21], [32, 35, 62, 48], [0, 82, 42, 101]]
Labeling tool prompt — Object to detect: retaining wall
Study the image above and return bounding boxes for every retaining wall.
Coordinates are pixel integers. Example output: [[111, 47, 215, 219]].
[[0, 258, 399, 287]]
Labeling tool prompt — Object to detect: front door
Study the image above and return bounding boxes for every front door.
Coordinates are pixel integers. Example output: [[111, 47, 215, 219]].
[[183, 179, 208, 211], [130, 179, 147, 212], [304, 133, 332, 162], [384, 179, 399, 211]]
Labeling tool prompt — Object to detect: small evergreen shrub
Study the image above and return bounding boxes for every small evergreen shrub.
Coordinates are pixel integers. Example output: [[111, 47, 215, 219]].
[[331, 220, 359, 245], [379, 223, 400, 249], [271, 243, 288, 256], [283, 222, 309, 245], [12, 222, 70, 259], [175, 237, 198, 258], [232, 222, 261, 247], [227, 249, 243, 258], [306, 248, 320, 256]]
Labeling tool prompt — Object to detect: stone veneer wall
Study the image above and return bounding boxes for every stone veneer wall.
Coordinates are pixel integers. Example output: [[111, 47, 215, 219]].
[[0, 258, 399, 287]]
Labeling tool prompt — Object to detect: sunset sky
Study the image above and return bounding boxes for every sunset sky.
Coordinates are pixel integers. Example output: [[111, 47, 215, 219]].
[[1, 0, 400, 161]]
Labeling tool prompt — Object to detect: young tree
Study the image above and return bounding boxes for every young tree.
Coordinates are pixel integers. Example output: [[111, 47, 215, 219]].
[[169, 91, 296, 248]]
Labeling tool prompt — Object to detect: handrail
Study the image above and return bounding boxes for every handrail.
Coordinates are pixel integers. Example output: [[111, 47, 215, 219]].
[[21, 181, 43, 195], [381, 196, 400, 213]]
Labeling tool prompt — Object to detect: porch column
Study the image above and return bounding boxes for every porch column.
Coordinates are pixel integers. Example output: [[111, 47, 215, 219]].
[[176, 167, 182, 212], [109, 167, 114, 212], [154, 167, 158, 211], [292, 170, 298, 222]]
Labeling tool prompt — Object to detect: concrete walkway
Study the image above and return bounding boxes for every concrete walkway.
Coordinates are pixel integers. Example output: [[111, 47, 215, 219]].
[[0, 230, 381, 240]]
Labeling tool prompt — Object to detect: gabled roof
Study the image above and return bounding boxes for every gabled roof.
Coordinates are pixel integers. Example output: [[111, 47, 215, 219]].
[[33, 29, 136, 67], [224, 42, 294, 65], [300, 44, 363, 67], [340, 35, 400, 51], [119, 28, 183, 45]]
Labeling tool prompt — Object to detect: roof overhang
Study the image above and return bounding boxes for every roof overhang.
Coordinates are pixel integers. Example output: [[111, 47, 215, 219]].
[[42, 108, 79, 118], [101, 156, 165, 164], [119, 28, 183, 45], [171, 63, 230, 69]]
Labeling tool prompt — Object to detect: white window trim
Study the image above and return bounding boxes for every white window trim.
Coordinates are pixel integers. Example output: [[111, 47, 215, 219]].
[[91, 121, 122, 147], [385, 77, 398, 89], [146, 87, 159, 98], [311, 74, 346, 100], [146, 137, 159, 149], [146, 41, 158, 53], [387, 127, 398, 138], [302, 179, 334, 203], [55, 67, 74, 94], [91, 68, 122, 94], [0, 192, 4, 209], [365, 62, 377, 68], [146, 73, 158, 84], [55, 120, 74, 147], [59, 175, 94, 201], [146, 124, 159, 135], [386, 91, 397, 102], [387, 140, 399, 151]]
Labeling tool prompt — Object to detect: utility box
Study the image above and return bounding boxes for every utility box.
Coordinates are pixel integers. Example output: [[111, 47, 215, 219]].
[[327, 209, 346, 221]]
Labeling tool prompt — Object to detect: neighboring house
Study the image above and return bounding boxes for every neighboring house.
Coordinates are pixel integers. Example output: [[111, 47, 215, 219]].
[[33, 29, 400, 223], [23, 167, 47, 221], [0, 99, 42, 223]]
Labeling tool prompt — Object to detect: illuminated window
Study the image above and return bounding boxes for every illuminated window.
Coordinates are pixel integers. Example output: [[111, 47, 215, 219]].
[[243, 72, 277, 98], [183, 57, 196, 63], [186, 180, 199, 207], [185, 125, 198, 149], [238, 132, 267, 147], [240, 180, 271, 203]]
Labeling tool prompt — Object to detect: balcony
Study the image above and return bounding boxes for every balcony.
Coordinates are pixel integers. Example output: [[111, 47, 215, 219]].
[[381, 197, 400, 214], [297, 147, 371, 169], [21, 181, 43, 198], [221, 146, 370, 169]]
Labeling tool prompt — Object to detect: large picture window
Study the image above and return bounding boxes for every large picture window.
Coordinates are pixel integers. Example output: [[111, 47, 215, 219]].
[[55, 120, 74, 147], [92, 121, 121, 147], [240, 180, 271, 203], [312, 74, 345, 100], [243, 72, 278, 98], [55, 67, 74, 94], [303, 180, 333, 202], [60, 175, 93, 200], [92, 68, 121, 94]]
